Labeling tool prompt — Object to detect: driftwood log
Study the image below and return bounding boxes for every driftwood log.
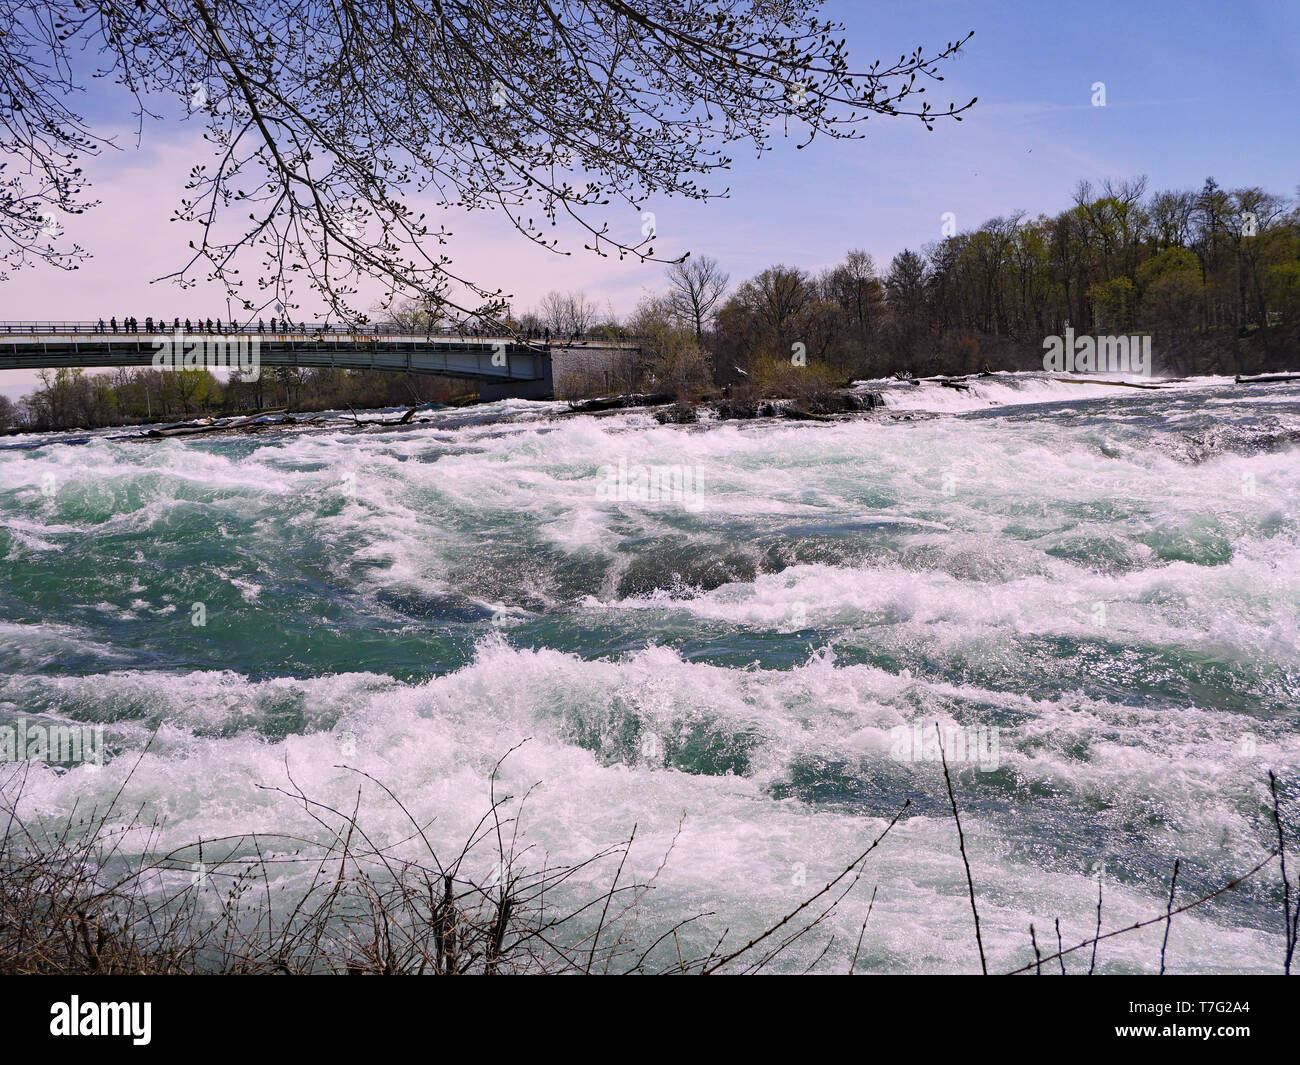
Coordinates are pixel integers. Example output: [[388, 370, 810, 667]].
[[345, 405, 420, 426], [1235, 373, 1300, 384], [139, 410, 289, 437], [1050, 377, 1165, 390]]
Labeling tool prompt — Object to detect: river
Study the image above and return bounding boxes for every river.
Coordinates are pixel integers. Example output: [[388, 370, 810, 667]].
[[2, 371, 1297, 972]]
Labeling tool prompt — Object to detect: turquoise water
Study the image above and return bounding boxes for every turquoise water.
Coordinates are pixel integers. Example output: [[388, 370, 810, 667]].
[[2, 373, 1297, 972]]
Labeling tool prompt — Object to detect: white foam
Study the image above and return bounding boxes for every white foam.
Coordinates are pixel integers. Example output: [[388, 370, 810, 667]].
[[860, 371, 1240, 415]]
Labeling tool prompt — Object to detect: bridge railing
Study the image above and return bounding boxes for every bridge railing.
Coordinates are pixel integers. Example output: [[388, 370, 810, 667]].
[[0, 321, 641, 344]]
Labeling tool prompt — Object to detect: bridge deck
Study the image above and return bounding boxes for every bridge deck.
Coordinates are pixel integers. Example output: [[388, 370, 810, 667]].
[[1, 334, 543, 381]]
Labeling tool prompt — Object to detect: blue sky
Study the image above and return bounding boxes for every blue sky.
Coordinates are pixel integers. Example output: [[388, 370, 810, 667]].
[[2, 0, 1298, 397]]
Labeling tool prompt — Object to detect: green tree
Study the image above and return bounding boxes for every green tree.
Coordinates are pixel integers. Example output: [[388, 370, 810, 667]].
[[1088, 276, 1136, 332]]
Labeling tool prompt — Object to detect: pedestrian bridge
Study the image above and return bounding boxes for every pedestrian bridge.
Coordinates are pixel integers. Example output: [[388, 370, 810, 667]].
[[0, 322, 641, 400]]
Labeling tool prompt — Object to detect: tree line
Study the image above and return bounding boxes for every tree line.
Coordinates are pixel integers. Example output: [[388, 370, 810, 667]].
[[550, 175, 1300, 400], [719, 176, 1299, 385]]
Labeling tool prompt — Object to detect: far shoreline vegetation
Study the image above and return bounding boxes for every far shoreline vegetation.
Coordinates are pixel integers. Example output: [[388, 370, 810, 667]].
[[4, 174, 1299, 435]]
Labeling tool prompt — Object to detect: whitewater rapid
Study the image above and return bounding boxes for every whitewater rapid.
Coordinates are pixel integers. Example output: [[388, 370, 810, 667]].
[[2, 372, 1298, 972]]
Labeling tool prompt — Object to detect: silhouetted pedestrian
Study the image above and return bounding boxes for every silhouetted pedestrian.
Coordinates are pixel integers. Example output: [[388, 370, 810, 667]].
[[145, 317, 154, 332], [96, 318, 105, 333], [185, 319, 192, 332], [110, 317, 117, 333], [258, 318, 265, 333]]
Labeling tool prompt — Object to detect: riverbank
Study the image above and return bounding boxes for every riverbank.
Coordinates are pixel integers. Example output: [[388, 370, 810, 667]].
[[7, 369, 1292, 444]]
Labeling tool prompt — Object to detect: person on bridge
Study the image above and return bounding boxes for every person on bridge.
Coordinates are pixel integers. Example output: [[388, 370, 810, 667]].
[[205, 319, 212, 333], [145, 317, 154, 332], [173, 318, 180, 332], [258, 319, 265, 333], [96, 318, 105, 333], [110, 317, 117, 333], [185, 319, 192, 332]]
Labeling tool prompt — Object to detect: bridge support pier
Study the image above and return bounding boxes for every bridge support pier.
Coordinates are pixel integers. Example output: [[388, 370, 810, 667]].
[[478, 358, 553, 402]]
